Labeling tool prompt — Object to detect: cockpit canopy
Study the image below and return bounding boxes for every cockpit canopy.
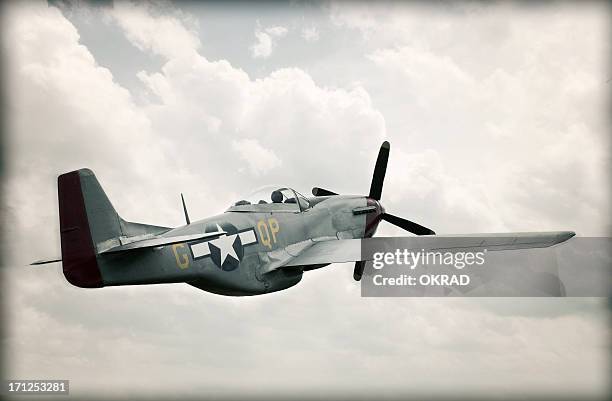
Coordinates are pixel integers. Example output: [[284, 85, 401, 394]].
[[229, 185, 310, 213]]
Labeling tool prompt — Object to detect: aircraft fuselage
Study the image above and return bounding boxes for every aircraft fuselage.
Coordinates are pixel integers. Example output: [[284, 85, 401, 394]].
[[96, 195, 382, 295]]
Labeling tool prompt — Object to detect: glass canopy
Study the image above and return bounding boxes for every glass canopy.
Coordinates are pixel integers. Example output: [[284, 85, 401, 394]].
[[228, 185, 310, 213]]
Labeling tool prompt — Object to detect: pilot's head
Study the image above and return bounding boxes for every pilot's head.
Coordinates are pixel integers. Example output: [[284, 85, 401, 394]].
[[271, 190, 283, 203]]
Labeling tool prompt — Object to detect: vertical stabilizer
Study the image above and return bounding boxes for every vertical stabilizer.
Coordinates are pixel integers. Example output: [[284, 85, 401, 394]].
[[58, 169, 173, 288], [58, 169, 104, 288]]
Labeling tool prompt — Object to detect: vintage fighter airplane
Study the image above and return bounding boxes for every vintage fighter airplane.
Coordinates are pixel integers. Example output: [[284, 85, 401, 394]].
[[33, 142, 575, 296]]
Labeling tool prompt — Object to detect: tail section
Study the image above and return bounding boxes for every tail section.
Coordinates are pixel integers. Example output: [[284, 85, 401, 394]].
[[58, 169, 104, 288], [58, 169, 169, 288]]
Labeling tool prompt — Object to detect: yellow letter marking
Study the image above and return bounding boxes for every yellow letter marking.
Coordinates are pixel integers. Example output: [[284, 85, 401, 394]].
[[268, 218, 280, 243], [172, 243, 190, 269], [257, 218, 281, 249], [257, 220, 271, 249]]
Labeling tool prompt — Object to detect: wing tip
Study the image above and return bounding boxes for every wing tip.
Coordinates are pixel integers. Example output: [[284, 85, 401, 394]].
[[557, 231, 576, 244]]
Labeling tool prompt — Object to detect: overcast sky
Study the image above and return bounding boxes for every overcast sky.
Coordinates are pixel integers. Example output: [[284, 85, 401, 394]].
[[1, 1, 610, 399]]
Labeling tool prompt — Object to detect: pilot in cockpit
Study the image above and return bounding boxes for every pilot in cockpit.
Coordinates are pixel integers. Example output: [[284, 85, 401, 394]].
[[270, 189, 296, 204], [271, 190, 283, 203], [232, 186, 307, 209]]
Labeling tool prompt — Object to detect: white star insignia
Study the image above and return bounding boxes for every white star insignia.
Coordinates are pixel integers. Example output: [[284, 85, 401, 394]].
[[189, 226, 258, 268], [212, 234, 239, 265]]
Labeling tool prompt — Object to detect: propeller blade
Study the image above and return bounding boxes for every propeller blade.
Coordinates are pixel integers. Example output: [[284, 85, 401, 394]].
[[381, 213, 436, 236], [353, 260, 366, 281], [368, 141, 390, 200], [312, 187, 338, 196]]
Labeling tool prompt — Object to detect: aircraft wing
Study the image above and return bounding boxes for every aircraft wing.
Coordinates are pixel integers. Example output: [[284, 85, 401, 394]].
[[280, 231, 575, 269], [281, 239, 362, 267]]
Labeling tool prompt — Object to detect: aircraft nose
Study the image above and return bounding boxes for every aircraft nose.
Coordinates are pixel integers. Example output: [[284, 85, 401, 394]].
[[364, 197, 384, 237], [366, 197, 384, 215], [378, 200, 386, 215]]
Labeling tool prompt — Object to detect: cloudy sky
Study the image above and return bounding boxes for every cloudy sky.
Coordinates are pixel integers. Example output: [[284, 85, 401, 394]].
[[1, 0, 610, 399]]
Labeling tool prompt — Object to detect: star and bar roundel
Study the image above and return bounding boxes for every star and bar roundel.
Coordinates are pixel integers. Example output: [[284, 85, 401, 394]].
[[188, 222, 258, 271]]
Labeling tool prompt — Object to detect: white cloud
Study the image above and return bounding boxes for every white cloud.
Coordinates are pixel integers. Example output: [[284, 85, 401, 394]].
[[337, 2, 610, 236], [301, 26, 320, 42], [1, 0, 387, 258], [266, 25, 288, 37], [250, 29, 273, 58], [107, 1, 200, 59], [250, 24, 289, 59], [231, 138, 282, 176], [3, 1, 170, 228], [2, 1, 609, 399]]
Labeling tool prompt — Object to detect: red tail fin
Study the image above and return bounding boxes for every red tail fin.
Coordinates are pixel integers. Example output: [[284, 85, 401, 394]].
[[58, 170, 103, 288]]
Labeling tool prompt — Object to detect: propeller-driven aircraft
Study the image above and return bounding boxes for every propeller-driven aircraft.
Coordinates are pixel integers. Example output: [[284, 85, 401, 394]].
[[33, 142, 574, 296]]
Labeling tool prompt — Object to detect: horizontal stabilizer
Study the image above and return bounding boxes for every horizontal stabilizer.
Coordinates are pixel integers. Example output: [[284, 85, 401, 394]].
[[100, 231, 225, 254], [31, 258, 62, 265]]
